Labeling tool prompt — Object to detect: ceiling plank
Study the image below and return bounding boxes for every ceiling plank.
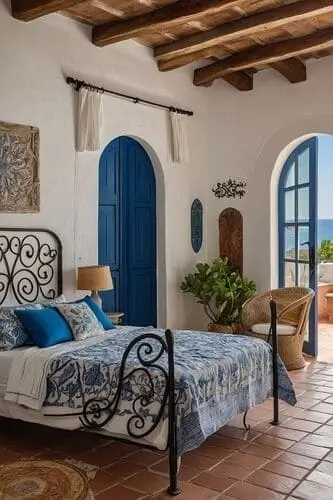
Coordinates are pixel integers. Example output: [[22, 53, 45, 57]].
[[11, 0, 87, 20], [155, 0, 333, 63], [193, 28, 333, 86], [270, 58, 307, 83], [92, 0, 243, 47], [221, 72, 253, 91]]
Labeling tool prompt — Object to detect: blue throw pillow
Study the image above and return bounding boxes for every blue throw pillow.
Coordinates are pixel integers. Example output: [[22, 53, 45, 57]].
[[15, 308, 73, 348], [76, 296, 115, 330]]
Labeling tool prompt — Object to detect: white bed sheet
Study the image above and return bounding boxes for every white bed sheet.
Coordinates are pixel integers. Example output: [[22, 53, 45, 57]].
[[0, 344, 168, 449]]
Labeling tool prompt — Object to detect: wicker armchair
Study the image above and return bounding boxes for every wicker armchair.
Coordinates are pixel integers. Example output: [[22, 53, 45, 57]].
[[242, 287, 315, 370]]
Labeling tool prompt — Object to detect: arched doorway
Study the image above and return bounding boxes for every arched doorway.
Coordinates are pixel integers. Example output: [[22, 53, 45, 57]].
[[98, 136, 157, 327], [277, 137, 318, 355]]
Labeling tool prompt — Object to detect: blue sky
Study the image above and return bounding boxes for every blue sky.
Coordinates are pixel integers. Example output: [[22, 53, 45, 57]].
[[318, 135, 333, 219]]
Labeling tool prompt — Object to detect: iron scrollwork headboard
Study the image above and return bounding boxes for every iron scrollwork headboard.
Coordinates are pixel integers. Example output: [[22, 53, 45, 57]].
[[0, 228, 63, 306]]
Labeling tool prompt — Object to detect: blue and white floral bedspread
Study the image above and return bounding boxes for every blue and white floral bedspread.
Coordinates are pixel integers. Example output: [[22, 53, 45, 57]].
[[42, 327, 296, 455]]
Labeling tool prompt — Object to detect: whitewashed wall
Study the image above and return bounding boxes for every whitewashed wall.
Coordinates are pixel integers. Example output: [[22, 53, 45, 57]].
[[205, 62, 333, 295], [0, 1, 209, 329], [1, 0, 333, 329]]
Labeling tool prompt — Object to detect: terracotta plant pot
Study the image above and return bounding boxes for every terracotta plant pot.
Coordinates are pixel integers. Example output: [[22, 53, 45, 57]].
[[208, 323, 234, 333], [208, 323, 246, 334]]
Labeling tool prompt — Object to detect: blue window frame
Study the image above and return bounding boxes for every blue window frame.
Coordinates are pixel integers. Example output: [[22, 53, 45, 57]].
[[278, 137, 318, 356]]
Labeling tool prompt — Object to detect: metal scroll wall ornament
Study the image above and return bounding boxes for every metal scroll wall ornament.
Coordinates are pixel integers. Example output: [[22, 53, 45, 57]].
[[212, 179, 246, 199], [0, 229, 62, 305], [191, 199, 203, 253]]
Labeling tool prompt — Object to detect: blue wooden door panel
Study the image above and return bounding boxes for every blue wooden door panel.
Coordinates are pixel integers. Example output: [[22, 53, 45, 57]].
[[278, 137, 318, 356], [98, 139, 120, 313], [129, 270, 156, 326], [99, 136, 157, 327], [125, 138, 157, 326]]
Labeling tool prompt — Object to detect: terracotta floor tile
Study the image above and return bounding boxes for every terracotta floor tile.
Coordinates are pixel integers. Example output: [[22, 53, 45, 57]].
[[225, 481, 285, 499], [307, 470, 333, 487], [301, 433, 333, 448], [192, 444, 235, 460], [277, 451, 319, 470], [311, 402, 333, 414], [217, 426, 259, 441], [263, 425, 307, 442], [210, 462, 253, 481], [155, 481, 217, 499], [246, 468, 299, 494], [180, 453, 219, 472], [241, 443, 281, 460], [106, 459, 145, 479], [280, 418, 321, 433], [122, 470, 170, 494], [0, 447, 20, 463], [126, 450, 165, 467], [296, 397, 322, 409], [304, 391, 333, 400], [223, 452, 268, 470], [96, 484, 144, 499], [295, 410, 332, 423], [325, 450, 333, 463], [324, 396, 333, 404], [262, 460, 308, 480], [4, 440, 47, 457], [90, 470, 118, 494], [281, 406, 305, 417], [191, 472, 237, 492], [78, 441, 137, 467], [204, 435, 247, 451], [254, 434, 294, 450], [292, 480, 333, 499], [210, 453, 267, 481], [288, 442, 330, 460], [315, 460, 333, 476], [151, 458, 199, 482]]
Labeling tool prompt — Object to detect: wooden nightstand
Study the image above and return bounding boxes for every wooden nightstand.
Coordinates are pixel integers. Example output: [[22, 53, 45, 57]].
[[107, 312, 124, 325]]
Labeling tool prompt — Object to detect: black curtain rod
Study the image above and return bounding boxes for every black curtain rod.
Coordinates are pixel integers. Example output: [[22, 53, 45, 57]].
[[66, 77, 194, 117]]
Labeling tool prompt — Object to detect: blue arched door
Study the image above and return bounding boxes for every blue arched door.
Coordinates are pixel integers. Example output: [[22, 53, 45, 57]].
[[278, 137, 318, 356], [98, 137, 157, 327]]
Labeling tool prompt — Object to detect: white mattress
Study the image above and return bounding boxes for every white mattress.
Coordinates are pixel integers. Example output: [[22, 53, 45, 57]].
[[0, 348, 80, 428]]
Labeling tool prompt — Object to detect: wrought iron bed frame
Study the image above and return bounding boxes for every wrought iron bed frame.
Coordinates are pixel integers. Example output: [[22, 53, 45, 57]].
[[0, 227, 280, 496]]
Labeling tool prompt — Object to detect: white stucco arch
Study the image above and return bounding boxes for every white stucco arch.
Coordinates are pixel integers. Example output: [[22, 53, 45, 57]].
[[246, 114, 333, 292]]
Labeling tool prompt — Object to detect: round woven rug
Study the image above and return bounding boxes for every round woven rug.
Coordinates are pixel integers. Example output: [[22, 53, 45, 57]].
[[0, 460, 93, 500]]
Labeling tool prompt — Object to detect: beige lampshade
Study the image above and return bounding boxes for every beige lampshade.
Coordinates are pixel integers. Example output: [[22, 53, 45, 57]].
[[77, 265, 113, 291]]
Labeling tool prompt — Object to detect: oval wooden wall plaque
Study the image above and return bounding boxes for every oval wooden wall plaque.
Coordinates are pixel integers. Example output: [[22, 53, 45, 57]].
[[219, 208, 243, 274], [191, 199, 203, 253]]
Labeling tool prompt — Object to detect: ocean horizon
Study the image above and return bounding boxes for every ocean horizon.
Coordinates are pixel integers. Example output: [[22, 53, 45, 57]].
[[286, 219, 333, 250]]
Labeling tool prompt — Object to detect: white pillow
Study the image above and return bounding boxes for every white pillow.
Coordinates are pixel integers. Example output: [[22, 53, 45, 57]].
[[252, 323, 296, 336]]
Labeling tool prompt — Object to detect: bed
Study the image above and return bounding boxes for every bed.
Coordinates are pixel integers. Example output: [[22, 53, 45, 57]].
[[0, 227, 296, 496]]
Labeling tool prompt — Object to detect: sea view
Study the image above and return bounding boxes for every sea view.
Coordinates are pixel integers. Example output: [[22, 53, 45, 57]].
[[286, 219, 333, 250]]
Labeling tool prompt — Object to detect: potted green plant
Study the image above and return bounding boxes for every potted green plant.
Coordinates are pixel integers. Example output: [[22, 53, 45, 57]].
[[180, 257, 256, 333]]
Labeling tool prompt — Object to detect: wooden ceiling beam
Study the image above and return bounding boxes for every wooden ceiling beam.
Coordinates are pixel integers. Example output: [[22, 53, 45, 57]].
[[221, 72, 253, 91], [270, 58, 307, 84], [92, 0, 243, 47], [155, 0, 333, 63], [193, 28, 333, 86], [11, 0, 87, 21]]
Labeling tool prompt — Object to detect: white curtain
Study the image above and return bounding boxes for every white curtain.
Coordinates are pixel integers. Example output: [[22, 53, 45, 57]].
[[169, 111, 188, 163], [77, 88, 103, 152]]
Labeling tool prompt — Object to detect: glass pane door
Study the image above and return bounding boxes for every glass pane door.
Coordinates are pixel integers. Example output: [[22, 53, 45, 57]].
[[278, 137, 318, 356]]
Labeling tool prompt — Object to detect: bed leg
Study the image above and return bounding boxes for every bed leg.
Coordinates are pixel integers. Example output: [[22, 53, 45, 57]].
[[243, 410, 251, 431], [165, 329, 181, 496], [270, 299, 279, 426]]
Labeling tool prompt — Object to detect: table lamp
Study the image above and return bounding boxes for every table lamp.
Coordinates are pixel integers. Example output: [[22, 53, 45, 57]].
[[77, 265, 113, 309]]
